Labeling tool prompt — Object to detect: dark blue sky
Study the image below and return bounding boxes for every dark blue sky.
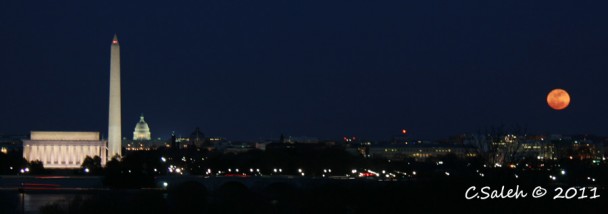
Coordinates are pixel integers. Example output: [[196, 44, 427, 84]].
[[1, 1, 607, 140]]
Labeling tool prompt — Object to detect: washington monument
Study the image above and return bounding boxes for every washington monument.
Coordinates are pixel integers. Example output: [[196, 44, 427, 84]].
[[108, 34, 122, 158]]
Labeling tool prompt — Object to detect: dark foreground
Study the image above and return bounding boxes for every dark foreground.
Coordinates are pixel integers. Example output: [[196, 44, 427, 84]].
[[1, 177, 606, 214]]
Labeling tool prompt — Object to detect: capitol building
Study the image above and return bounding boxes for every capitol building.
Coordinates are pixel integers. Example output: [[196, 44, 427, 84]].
[[125, 114, 168, 151], [133, 114, 151, 140]]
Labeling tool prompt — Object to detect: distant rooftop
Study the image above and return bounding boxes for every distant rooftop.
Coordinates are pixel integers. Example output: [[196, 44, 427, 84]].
[[30, 131, 100, 141]]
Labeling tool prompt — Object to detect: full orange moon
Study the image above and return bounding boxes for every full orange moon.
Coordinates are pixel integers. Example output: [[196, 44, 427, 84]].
[[547, 89, 570, 110]]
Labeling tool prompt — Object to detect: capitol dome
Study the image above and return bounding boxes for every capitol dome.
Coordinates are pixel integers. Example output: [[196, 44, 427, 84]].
[[133, 114, 151, 140]]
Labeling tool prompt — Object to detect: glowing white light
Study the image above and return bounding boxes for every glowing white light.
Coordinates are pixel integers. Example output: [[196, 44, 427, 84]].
[[163, 182, 168, 187], [561, 170, 566, 175], [161, 157, 166, 162], [84, 168, 90, 173]]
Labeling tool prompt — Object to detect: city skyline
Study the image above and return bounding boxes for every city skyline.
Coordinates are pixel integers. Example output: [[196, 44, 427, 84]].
[[2, 1, 608, 213], [2, 1, 608, 140]]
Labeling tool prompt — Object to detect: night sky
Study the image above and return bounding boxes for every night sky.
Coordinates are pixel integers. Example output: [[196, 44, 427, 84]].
[[1, 1, 607, 140]]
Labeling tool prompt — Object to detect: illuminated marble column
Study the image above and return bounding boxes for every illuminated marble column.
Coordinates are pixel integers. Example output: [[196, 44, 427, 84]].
[[77, 145, 81, 164], [56, 145, 61, 165], [42, 145, 47, 165], [46, 145, 51, 165], [34, 145, 39, 161], [68, 145, 74, 164], [29, 145, 34, 161], [50, 146, 55, 166], [24, 145, 31, 161], [62, 145, 67, 165], [24, 145, 30, 160], [59, 145, 64, 165]]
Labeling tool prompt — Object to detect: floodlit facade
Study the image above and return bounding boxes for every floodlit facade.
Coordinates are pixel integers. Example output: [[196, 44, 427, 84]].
[[133, 114, 151, 140], [23, 131, 107, 168]]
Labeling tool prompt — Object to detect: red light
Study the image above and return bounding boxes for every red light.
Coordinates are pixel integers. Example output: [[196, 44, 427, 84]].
[[402, 129, 407, 134], [359, 172, 376, 177], [112, 40, 118, 44]]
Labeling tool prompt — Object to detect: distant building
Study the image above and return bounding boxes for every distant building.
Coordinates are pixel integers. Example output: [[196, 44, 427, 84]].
[[222, 142, 256, 154], [283, 136, 319, 144], [133, 114, 151, 140], [190, 127, 206, 148], [368, 144, 478, 161], [255, 140, 274, 151], [124, 115, 168, 151], [554, 137, 603, 161], [124, 138, 168, 151], [208, 137, 228, 147], [22, 131, 107, 168], [513, 138, 555, 161]]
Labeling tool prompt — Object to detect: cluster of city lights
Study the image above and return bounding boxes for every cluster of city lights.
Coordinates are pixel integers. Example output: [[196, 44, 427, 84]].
[[168, 165, 184, 175], [153, 154, 604, 184]]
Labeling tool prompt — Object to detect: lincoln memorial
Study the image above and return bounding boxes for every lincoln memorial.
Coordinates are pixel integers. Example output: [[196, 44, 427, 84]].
[[22, 131, 107, 168]]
